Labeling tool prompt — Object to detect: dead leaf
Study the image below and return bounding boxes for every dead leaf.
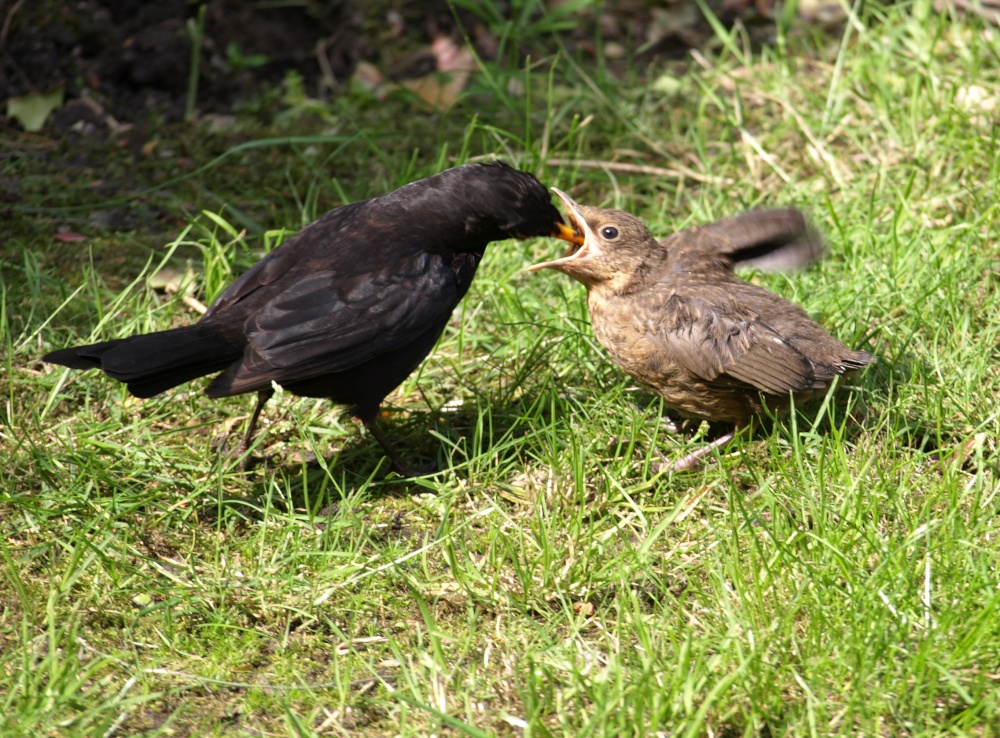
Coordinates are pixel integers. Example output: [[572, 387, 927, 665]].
[[400, 36, 476, 110], [935, 0, 1000, 25], [648, 5, 701, 43], [952, 432, 988, 467], [53, 229, 88, 243], [149, 266, 193, 293], [7, 85, 65, 132], [352, 61, 384, 91]]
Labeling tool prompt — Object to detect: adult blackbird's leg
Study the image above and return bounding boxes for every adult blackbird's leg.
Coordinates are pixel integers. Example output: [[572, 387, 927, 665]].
[[360, 413, 425, 478], [236, 388, 274, 468]]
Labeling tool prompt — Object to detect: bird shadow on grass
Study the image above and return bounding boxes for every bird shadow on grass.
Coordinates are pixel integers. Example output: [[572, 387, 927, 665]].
[[199, 346, 996, 525], [865, 353, 995, 472], [613, 367, 881, 472], [194, 395, 557, 526], [771, 353, 991, 474]]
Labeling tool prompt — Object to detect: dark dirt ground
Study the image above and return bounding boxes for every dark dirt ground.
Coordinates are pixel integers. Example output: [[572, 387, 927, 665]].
[[1, 0, 794, 138], [0, 0, 809, 261], [3, 0, 372, 130]]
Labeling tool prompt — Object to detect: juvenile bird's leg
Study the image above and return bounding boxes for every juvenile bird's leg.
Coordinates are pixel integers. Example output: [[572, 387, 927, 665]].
[[360, 413, 423, 478], [235, 388, 274, 468], [654, 421, 752, 473], [661, 431, 736, 472]]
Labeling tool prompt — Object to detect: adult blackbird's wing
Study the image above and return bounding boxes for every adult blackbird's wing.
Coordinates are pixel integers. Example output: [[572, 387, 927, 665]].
[[210, 251, 461, 395], [639, 294, 832, 395], [202, 203, 368, 321]]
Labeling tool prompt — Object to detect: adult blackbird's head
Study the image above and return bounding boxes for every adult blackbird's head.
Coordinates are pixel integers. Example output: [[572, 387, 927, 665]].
[[527, 188, 658, 292], [401, 162, 577, 247]]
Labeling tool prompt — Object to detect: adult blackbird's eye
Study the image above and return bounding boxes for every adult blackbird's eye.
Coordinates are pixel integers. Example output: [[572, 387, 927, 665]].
[[601, 226, 619, 240]]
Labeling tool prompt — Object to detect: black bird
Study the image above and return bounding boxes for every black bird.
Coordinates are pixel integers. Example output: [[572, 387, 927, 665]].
[[45, 162, 576, 474], [529, 192, 873, 471]]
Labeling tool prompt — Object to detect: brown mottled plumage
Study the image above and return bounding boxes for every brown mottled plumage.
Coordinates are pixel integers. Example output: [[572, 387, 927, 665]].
[[44, 162, 574, 475], [529, 190, 873, 470]]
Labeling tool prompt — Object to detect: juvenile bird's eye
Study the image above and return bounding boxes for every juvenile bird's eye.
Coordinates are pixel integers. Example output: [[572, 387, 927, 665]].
[[601, 226, 620, 240]]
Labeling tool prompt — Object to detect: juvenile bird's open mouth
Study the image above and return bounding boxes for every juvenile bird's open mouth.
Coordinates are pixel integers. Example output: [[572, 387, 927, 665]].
[[528, 188, 593, 272]]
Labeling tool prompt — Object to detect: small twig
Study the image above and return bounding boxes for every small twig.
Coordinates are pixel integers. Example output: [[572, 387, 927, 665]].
[[315, 36, 337, 94], [0, 0, 27, 51], [755, 89, 847, 188], [161, 280, 208, 315], [737, 128, 792, 184], [546, 158, 732, 186], [182, 294, 208, 315], [936, 0, 1000, 22]]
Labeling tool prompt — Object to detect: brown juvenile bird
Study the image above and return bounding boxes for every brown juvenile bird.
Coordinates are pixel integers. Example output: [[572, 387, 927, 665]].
[[44, 162, 576, 475], [529, 191, 874, 471]]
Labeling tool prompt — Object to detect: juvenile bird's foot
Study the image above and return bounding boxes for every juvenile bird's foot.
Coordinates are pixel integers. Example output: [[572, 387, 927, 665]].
[[652, 431, 736, 473]]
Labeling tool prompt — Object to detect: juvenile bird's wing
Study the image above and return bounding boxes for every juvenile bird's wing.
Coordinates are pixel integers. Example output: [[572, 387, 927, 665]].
[[210, 251, 461, 394], [669, 209, 825, 272], [641, 294, 833, 395]]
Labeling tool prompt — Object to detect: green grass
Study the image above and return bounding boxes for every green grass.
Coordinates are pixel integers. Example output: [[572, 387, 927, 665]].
[[3, 3, 1000, 735]]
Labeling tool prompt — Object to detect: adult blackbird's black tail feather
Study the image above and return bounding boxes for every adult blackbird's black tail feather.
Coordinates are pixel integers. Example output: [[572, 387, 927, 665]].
[[43, 328, 242, 399]]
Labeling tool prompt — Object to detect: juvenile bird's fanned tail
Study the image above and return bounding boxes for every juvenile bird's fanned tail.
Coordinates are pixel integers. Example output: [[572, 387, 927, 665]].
[[837, 349, 875, 373], [44, 327, 242, 398]]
